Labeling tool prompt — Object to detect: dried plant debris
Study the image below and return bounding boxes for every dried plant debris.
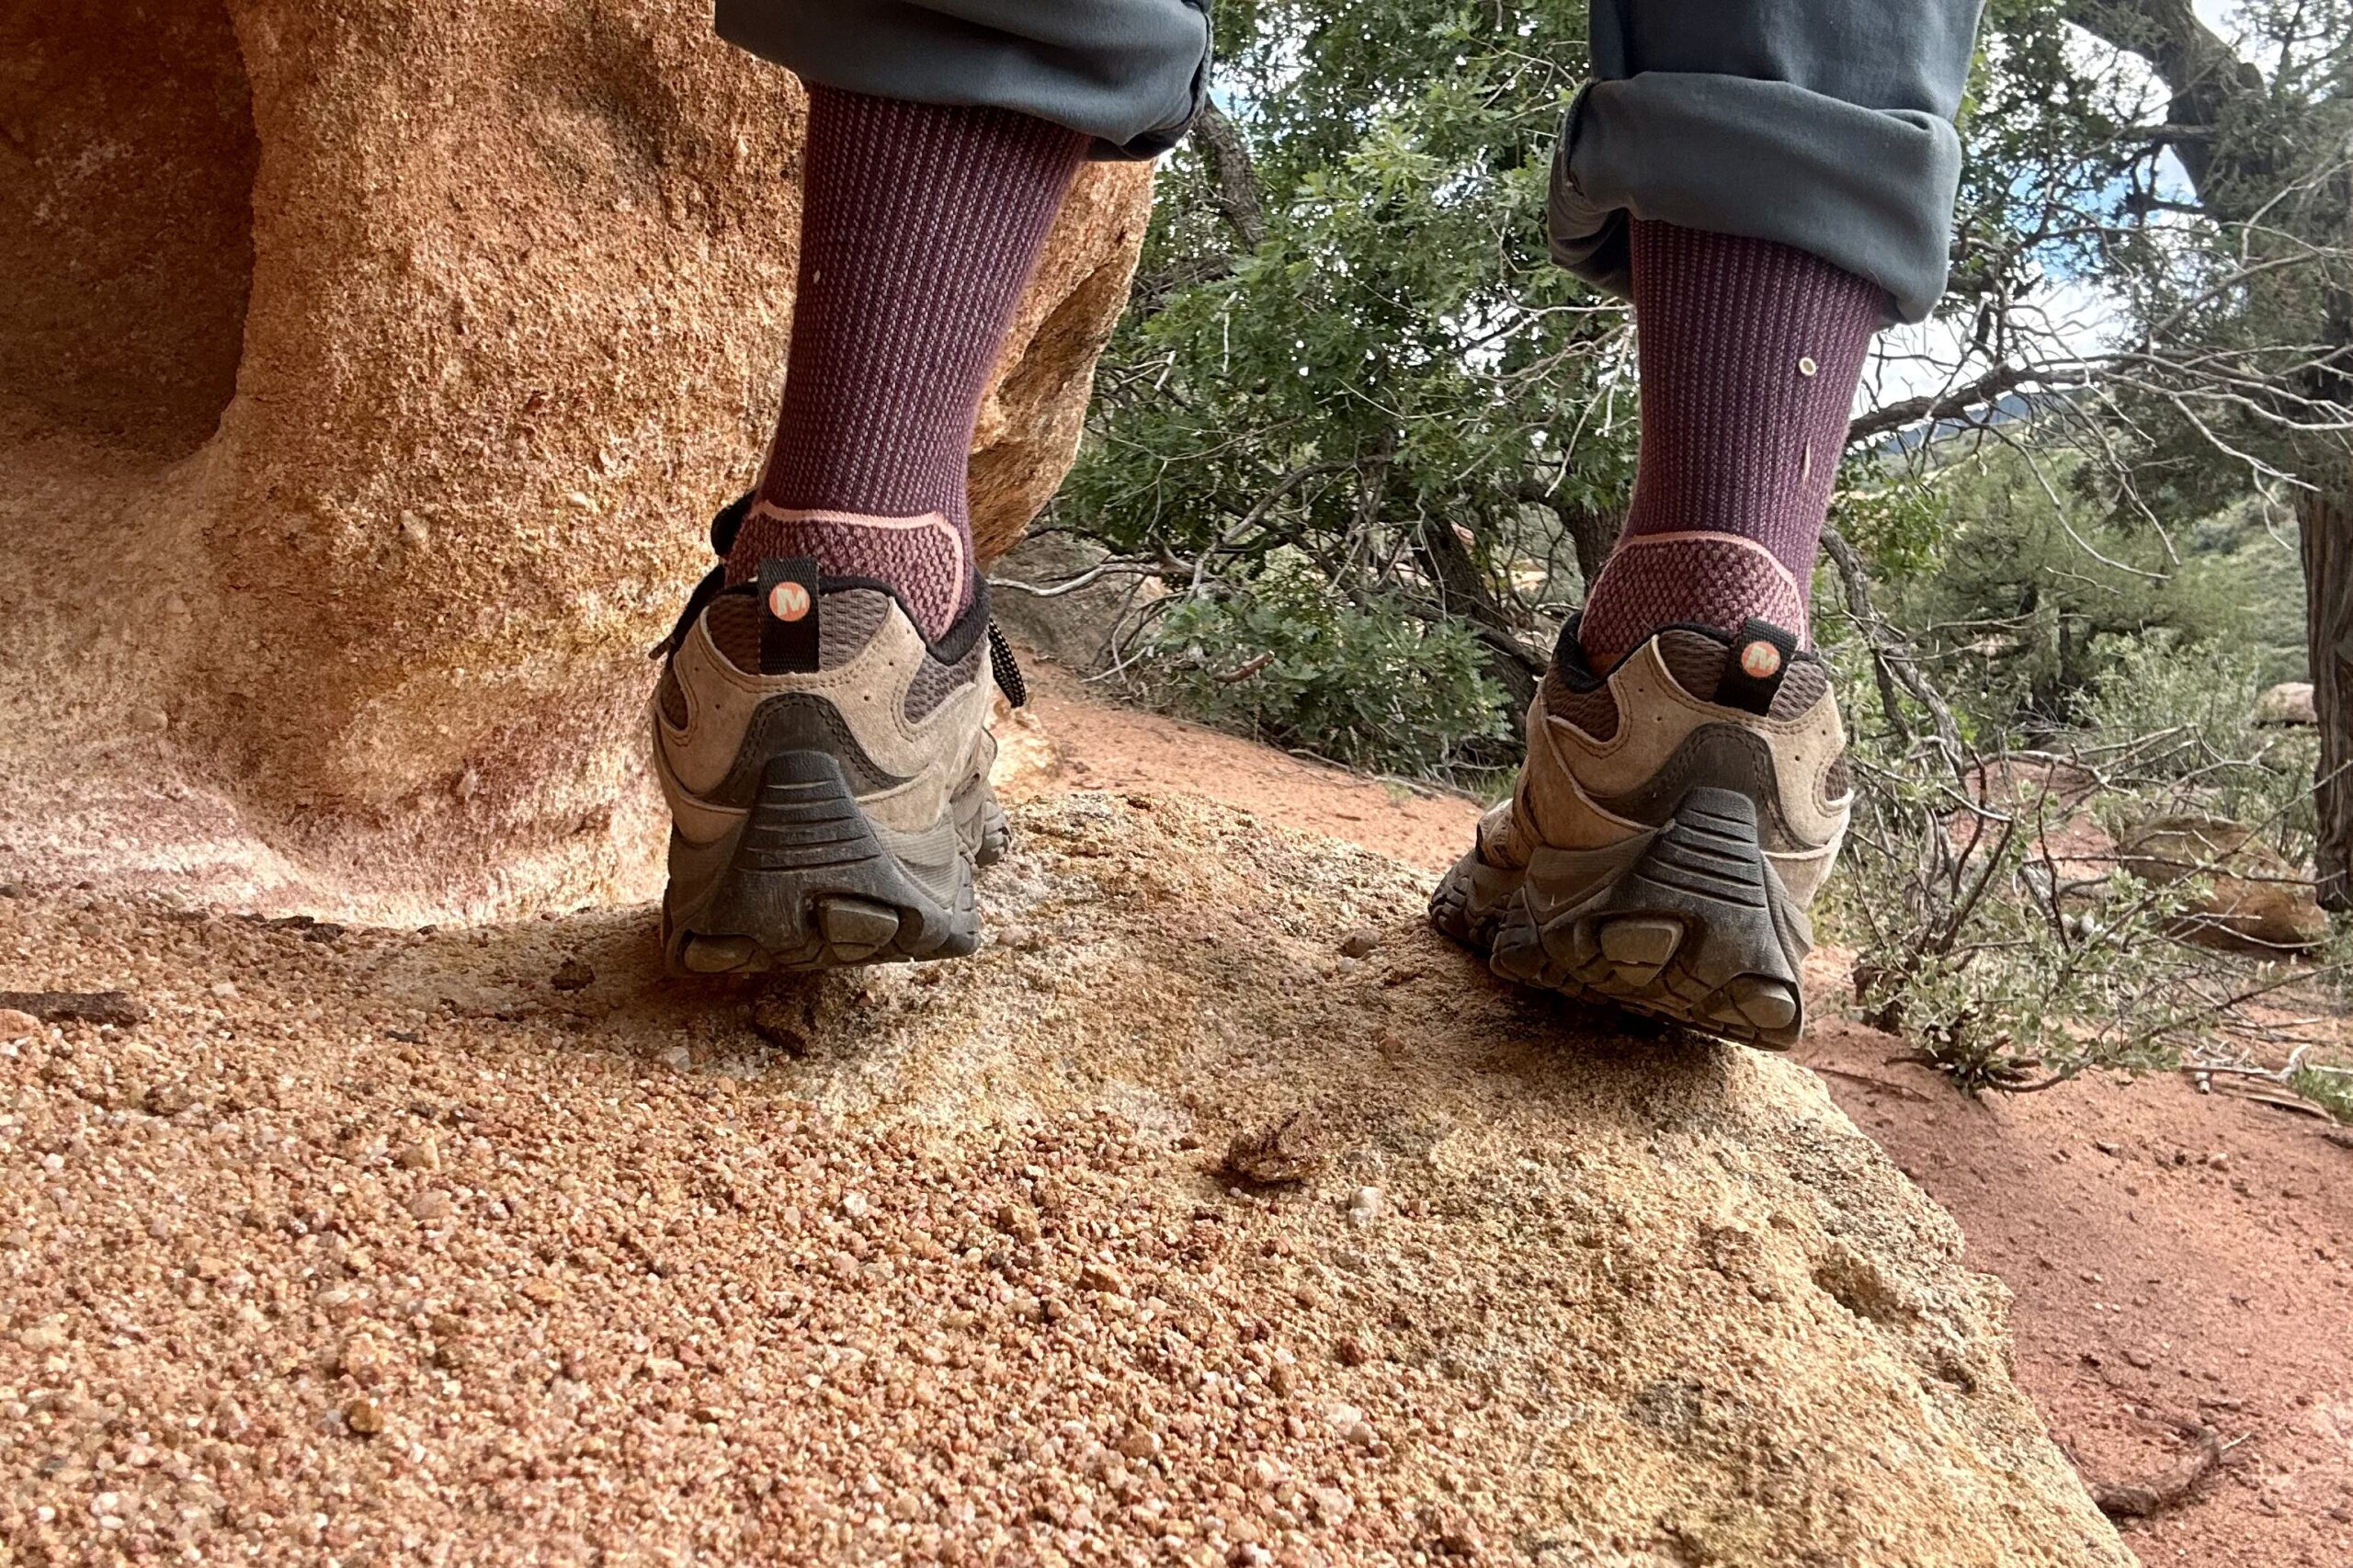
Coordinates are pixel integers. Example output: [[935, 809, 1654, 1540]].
[[2083, 1417, 2226, 1519], [747, 992, 813, 1057], [1219, 1110, 1324, 1188]]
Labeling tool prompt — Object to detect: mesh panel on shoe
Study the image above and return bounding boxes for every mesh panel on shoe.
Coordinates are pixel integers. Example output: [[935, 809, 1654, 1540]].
[[904, 634, 983, 722], [702, 588, 892, 673], [1652, 628, 1830, 721], [1769, 659, 1829, 720], [706, 596, 761, 668], [1540, 666, 1620, 741], [1820, 750, 1853, 808], [1655, 630, 1729, 702], [657, 666, 688, 728], [817, 591, 892, 665]]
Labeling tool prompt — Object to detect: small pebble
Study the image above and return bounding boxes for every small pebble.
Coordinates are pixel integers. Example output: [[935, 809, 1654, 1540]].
[[338, 1335, 386, 1386], [1337, 929, 1379, 960], [343, 1398, 384, 1437]]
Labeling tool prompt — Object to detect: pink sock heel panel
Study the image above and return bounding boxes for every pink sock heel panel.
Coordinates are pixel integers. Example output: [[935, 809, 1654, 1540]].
[[1579, 533, 1811, 670]]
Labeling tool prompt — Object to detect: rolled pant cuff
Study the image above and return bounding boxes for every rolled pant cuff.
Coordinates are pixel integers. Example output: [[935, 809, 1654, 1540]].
[[714, 1, 1211, 160], [1549, 74, 1961, 324]]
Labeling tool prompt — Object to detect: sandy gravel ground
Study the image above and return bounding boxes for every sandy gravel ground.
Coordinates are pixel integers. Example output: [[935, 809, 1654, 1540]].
[[0, 795, 2125, 1566]]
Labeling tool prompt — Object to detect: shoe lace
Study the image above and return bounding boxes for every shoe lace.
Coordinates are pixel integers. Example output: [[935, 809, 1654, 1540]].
[[987, 623, 1028, 708]]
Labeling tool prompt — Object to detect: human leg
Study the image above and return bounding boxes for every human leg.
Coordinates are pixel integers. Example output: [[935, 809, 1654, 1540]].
[[1432, 0, 1985, 1044], [651, 3, 1206, 975]]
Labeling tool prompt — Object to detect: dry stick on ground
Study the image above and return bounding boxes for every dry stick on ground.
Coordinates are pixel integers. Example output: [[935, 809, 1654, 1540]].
[[0, 989, 147, 1026], [2080, 1416, 2229, 1519]]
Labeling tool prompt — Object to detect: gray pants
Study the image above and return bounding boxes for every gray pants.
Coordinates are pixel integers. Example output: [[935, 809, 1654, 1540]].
[[715, 0, 1981, 324]]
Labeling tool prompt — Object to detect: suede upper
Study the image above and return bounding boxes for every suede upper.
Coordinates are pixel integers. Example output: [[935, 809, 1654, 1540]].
[[1478, 626, 1851, 905]]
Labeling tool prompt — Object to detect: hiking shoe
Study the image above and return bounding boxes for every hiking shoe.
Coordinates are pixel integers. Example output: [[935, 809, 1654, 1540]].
[[1429, 615, 1851, 1049], [649, 494, 1017, 976]]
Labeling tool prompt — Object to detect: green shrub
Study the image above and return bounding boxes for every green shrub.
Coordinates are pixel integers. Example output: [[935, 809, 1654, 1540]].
[[2288, 1061, 2353, 1125], [2075, 629, 2318, 850], [1136, 562, 1511, 777]]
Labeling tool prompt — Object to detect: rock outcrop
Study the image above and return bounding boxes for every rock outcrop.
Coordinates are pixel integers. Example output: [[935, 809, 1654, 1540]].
[[0, 796, 2132, 1563], [2120, 814, 2329, 954], [0, 0, 1148, 913], [2256, 681, 2318, 728]]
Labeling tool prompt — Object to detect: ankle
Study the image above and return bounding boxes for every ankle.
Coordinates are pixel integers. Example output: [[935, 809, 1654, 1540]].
[[1577, 532, 1808, 670], [725, 500, 972, 642]]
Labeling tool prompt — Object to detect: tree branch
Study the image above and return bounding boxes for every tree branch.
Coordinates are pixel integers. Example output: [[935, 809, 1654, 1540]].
[[1512, 480, 1621, 584], [1820, 528, 1966, 768], [1846, 362, 2063, 445], [2060, 0, 2269, 214], [1192, 98, 1268, 249]]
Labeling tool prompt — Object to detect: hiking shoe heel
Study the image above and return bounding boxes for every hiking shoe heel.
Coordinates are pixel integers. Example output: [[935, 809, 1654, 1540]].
[[651, 503, 1012, 980], [662, 751, 981, 975], [1500, 787, 1807, 1049], [1431, 617, 1847, 1049]]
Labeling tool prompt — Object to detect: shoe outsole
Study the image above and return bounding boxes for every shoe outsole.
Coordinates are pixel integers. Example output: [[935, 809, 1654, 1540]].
[[661, 751, 996, 978], [1428, 787, 1809, 1050]]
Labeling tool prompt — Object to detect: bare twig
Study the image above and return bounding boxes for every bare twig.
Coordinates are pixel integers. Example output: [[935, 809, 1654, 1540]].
[[1217, 652, 1276, 685], [2083, 1417, 2227, 1519]]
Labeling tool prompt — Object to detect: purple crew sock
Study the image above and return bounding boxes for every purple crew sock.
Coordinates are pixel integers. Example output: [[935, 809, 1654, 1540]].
[[728, 86, 1089, 641], [1579, 220, 1881, 670]]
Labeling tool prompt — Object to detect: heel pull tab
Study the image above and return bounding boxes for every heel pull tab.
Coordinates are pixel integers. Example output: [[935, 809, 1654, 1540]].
[[1713, 618, 1797, 716], [756, 557, 823, 676]]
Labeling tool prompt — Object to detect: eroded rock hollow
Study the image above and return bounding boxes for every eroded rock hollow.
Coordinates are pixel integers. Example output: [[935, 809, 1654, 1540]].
[[0, 0, 1148, 915]]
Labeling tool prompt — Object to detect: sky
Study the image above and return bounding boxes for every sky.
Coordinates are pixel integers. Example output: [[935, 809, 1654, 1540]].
[[1859, 0, 2261, 415]]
